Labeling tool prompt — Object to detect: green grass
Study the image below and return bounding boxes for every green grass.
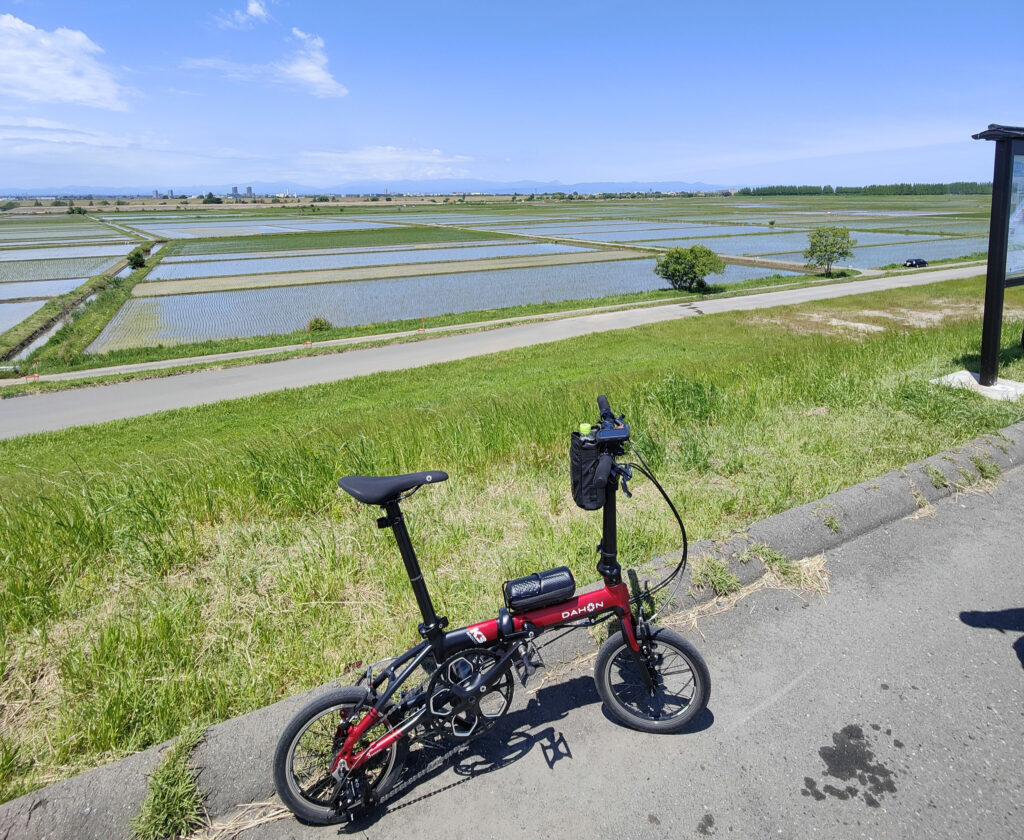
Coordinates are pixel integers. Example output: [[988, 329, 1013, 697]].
[[923, 464, 950, 488], [2, 250, 1021, 803], [970, 454, 1000, 480], [130, 723, 206, 840], [159, 224, 509, 258], [689, 556, 742, 596], [739, 543, 801, 584]]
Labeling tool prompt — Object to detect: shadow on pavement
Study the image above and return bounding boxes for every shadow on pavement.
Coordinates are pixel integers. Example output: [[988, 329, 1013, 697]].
[[960, 607, 1024, 669], [342, 674, 713, 832]]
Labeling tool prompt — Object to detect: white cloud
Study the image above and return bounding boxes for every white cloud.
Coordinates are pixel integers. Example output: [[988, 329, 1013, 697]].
[[300, 146, 472, 181], [218, 1, 270, 30], [0, 117, 271, 186], [275, 28, 347, 98], [0, 117, 130, 150], [0, 14, 128, 110], [184, 27, 347, 98]]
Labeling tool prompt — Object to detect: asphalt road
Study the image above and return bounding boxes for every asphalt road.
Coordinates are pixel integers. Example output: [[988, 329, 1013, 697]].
[[0, 266, 983, 440], [246, 460, 1023, 840]]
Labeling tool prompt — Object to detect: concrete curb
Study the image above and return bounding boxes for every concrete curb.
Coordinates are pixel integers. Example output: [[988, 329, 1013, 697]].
[[3, 420, 1024, 838]]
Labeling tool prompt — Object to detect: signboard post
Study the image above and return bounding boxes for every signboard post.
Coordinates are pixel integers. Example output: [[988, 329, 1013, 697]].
[[973, 124, 1024, 386]]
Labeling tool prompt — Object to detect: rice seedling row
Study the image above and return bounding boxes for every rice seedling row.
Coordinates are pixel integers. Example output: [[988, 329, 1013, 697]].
[[0, 244, 133, 262], [146, 242, 595, 281], [123, 219, 398, 239], [160, 240, 513, 264], [567, 225, 772, 241], [0, 256, 124, 283]]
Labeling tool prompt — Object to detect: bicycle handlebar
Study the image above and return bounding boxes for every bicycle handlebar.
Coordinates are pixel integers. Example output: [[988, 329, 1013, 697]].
[[594, 394, 630, 447]]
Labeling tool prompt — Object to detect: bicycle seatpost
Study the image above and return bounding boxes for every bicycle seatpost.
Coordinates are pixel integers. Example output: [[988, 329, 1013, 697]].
[[382, 500, 445, 640]]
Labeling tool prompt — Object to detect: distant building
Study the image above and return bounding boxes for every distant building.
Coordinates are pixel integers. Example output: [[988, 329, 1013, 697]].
[[231, 186, 239, 197], [153, 190, 159, 198], [246, 186, 253, 198], [168, 189, 174, 199]]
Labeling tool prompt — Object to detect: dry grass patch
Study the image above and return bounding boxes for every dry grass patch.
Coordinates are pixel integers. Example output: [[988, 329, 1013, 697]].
[[669, 552, 829, 639]]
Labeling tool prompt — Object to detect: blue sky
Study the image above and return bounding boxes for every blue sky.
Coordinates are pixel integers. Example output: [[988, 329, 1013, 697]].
[[0, 0, 1020, 190]]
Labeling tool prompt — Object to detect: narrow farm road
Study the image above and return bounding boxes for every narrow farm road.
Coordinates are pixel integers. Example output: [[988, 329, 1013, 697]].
[[0, 265, 984, 439], [243, 452, 1024, 840]]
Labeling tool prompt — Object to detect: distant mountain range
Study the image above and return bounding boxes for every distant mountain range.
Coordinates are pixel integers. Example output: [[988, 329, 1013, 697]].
[[0, 178, 727, 197]]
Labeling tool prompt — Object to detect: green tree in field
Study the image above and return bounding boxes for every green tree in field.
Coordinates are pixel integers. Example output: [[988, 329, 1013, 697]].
[[803, 226, 855, 277], [201, 192, 222, 204], [653, 245, 726, 293], [127, 247, 147, 269]]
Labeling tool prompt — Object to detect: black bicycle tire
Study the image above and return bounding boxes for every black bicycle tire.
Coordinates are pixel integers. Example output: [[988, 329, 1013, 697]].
[[594, 625, 710, 734], [272, 685, 408, 825]]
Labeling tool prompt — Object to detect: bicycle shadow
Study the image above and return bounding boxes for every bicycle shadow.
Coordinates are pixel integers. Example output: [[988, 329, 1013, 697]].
[[342, 674, 712, 832], [960, 608, 1024, 670]]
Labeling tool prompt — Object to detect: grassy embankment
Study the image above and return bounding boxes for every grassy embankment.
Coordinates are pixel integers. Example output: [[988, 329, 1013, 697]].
[[2, 274, 1024, 801]]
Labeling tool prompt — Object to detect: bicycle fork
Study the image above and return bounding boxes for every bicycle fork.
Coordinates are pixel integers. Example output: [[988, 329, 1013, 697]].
[[621, 613, 658, 694]]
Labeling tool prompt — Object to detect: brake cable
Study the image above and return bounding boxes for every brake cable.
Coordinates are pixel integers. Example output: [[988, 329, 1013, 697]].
[[623, 441, 689, 623]]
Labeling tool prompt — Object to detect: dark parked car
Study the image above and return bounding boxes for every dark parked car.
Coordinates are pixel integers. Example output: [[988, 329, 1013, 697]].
[[904, 258, 928, 268]]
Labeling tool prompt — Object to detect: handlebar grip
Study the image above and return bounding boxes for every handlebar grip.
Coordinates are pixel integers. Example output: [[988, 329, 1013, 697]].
[[597, 394, 612, 420]]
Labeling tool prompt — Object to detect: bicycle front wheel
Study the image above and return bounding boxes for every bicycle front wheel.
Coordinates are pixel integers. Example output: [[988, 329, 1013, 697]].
[[272, 686, 407, 825], [594, 625, 710, 734]]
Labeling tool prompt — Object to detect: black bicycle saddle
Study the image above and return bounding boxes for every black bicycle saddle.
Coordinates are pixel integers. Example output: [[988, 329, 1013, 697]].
[[338, 471, 448, 505]]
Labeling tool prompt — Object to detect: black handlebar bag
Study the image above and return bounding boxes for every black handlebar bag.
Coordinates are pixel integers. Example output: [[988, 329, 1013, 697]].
[[570, 432, 612, 510]]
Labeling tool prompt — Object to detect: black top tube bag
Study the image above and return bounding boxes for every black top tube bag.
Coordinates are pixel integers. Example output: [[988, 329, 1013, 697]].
[[570, 431, 613, 510]]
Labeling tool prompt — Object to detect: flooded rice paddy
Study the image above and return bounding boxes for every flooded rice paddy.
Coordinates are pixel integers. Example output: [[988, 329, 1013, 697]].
[[646, 230, 947, 256], [0, 255, 125, 283], [0, 244, 133, 262], [768, 236, 989, 268], [0, 279, 86, 300], [0, 300, 47, 333], [160, 240, 512, 263], [88, 259, 797, 352], [146, 242, 593, 281], [119, 218, 398, 239]]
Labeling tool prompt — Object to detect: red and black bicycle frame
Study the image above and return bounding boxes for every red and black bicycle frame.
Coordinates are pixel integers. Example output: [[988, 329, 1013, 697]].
[[332, 472, 640, 780]]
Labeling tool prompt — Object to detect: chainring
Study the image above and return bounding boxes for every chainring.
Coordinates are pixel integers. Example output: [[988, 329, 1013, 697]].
[[426, 648, 514, 741]]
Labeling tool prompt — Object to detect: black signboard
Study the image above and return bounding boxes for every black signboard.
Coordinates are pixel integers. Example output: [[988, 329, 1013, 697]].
[[972, 125, 1024, 385]]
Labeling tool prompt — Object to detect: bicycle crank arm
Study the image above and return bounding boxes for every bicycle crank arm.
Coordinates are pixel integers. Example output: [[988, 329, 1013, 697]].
[[444, 646, 519, 708]]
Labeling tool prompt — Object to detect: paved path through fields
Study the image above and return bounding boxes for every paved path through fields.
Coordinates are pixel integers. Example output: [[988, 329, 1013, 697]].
[[0, 266, 984, 440]]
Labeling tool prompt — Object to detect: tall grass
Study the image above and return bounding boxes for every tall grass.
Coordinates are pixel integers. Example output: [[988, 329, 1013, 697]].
[[1, 275, 1023, 801]]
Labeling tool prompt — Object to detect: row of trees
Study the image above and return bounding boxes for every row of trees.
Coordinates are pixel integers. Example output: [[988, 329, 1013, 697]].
[[653, 226, 857, 291], [737, 181, 991, 197]]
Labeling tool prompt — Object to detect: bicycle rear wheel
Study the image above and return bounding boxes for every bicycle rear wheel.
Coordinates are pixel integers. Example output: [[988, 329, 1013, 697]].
[[594, 625, 710, 734], [273, 686, 407, 824]]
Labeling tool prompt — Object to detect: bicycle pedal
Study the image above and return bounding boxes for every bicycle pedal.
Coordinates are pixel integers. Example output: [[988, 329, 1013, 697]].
[[514, 642, 545, 686]]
